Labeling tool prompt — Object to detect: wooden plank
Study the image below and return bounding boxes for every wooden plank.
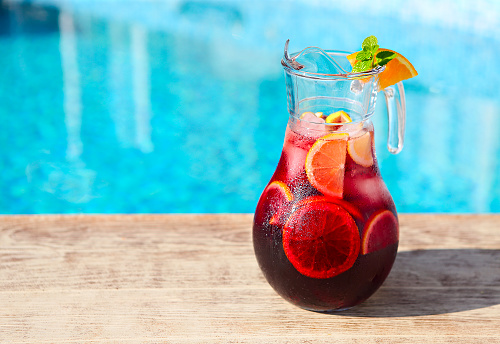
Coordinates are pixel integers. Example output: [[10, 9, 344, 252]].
[[0, 214, 499, 343], [1, 289, 499, 343]]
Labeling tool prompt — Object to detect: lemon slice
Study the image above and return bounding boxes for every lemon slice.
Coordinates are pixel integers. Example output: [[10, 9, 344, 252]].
[[325, 110, 352, 124], [347, 131, 374, 167]]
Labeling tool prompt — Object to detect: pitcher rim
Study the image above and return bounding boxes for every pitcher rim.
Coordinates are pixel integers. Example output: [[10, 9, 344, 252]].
[[281, 49, 385, 81]]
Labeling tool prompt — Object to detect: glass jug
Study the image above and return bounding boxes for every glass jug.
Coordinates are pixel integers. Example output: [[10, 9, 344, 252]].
[[253, 45, 406, 312]]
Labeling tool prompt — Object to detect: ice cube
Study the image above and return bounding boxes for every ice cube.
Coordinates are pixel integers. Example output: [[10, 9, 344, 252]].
[[292, 111, 328, 139], [300, 111, 326, 123]]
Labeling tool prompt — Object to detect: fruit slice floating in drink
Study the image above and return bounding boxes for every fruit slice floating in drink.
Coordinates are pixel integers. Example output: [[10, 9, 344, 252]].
[[361, 210, 399, 254], [300, 111, 327, 121], [315, 112, 325, 119], [305, 133, 348, 198], [268, 181, 293, 225], [348, 131, 374, 167], [325, 110, 352, 124], [255, 180, 293, 227], [283, 201, 360, 279]]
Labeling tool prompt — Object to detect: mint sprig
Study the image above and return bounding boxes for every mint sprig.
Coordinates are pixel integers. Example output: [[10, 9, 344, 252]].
[[352, 36, 396, 73]]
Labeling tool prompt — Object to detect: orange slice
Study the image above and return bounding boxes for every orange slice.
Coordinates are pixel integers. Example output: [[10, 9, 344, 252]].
[[361, 210, 399, 255], [305, 133, 348, 198], [325, 110, 352, 124], [264, 181, 293, 225], [347, 49, 418, 90], [283, 201, 360, 279], [347, 131, 374, 167]]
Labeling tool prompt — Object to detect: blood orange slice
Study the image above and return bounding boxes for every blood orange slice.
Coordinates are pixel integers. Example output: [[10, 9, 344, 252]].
[[361, 210, 399, 255], [262, 181, 293, 226], [305, 133, 348, 198], [347, 131, 374, 167], [283, 201, 360, 279]]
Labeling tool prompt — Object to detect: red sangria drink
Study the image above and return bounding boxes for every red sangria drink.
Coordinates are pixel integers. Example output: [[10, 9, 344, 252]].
[[253, 115, 399, 311], [253, 38, 416, 312]]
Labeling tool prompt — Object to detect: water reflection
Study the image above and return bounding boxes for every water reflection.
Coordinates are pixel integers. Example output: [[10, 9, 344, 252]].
[[130, 23, 153, 153], [56, 11, 96, 203], [59, 12, 82, 161], [1, 0, 499, 213]]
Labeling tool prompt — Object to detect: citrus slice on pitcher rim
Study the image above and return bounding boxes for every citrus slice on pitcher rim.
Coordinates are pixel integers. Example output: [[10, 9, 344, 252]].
[[347, 49, 418, 90], [361, 210, 399, 255], [347, 131, 374, 167], [305, 133, 348, 198], [283, 201, 360, 279]]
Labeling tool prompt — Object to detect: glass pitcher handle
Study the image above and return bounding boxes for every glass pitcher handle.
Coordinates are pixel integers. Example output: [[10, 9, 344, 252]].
[[383, 81, 406, 154]]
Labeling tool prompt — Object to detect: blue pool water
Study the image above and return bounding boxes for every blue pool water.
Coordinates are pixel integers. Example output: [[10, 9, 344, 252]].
[[1, 0, 499, 214]]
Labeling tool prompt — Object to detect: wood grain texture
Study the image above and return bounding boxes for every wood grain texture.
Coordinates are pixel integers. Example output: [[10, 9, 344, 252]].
[[0, 214, 499, 343]]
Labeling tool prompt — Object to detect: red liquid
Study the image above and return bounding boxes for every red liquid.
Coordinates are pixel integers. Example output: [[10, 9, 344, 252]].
[[253, 120, 399, 312]]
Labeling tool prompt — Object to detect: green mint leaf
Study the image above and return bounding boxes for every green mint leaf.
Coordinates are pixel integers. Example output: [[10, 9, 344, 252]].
[[361, 36, 378, 53], [376, 50, 395, 59], [356, 50, 372, 61], [376, 50, 396, 67], [352, 60, 372, 73]]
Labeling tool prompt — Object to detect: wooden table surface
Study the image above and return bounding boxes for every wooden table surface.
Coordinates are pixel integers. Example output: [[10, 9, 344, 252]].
[[0, 214, 499, 343]]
